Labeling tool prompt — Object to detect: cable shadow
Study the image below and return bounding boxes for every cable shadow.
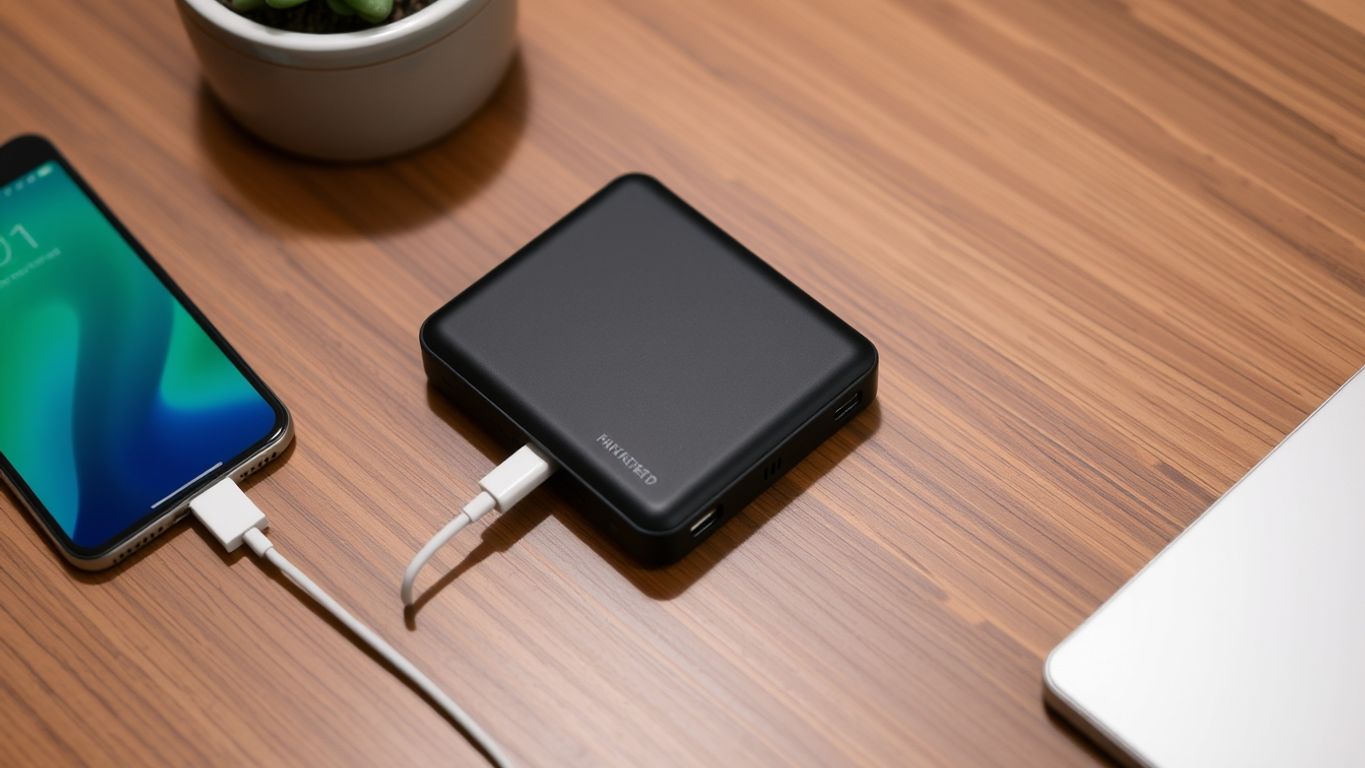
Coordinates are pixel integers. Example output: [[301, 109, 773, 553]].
[[192, 53, 529, 236], [409, 384, 882, 609], [404, 498, 552, 628]]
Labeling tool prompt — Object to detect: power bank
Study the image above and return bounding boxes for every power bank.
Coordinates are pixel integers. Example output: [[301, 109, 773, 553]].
[[421, 175, 877, 565]]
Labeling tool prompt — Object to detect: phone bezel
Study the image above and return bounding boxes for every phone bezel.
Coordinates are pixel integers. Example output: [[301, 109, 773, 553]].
[[0, 134, 292, 566]]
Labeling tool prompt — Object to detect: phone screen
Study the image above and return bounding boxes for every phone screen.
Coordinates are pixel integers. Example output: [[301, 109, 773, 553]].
[[0, 151, 284, 556]]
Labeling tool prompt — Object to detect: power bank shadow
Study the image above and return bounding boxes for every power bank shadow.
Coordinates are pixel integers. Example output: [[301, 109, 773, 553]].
[[421, 175, 877, 566]]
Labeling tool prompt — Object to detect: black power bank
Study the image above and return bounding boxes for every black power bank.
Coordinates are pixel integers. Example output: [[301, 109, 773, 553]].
[[421, 175, 877, 566]]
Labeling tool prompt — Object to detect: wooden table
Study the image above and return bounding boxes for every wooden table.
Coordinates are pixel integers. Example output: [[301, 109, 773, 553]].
[[2, 0, 1363, 765]]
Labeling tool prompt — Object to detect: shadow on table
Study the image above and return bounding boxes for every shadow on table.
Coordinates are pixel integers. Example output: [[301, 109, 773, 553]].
[[404, 385, 881, 622], [192, 53, 529, 236], [1043, 702, 1122, 767]]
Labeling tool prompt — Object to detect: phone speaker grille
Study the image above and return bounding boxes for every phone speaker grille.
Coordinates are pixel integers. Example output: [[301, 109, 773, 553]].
[[238, 450, 280, 481]]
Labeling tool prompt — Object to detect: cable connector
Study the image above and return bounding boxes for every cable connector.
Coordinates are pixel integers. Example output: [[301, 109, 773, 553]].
[[402, 444, 554, 606], [190, 476, 267, 552]]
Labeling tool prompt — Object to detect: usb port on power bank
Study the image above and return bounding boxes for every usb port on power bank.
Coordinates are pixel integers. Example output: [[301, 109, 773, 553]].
[[833, 391, 862, 422], [690, 507, 719, 537]]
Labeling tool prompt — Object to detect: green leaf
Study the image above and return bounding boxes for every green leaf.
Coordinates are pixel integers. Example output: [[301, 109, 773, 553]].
[[343, 0, 393, 24], [264, 0, 310, 8], [231, 0, 266, 9], [325, 0, 356, 14]]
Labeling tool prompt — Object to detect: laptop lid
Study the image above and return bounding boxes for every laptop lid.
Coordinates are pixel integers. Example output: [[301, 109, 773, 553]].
[[1046, 367, 1365, 767]]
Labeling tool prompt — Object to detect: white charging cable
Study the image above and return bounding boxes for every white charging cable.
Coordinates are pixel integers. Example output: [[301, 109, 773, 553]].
[[402, 444, 554, 607], [190, 478, 514, 768]]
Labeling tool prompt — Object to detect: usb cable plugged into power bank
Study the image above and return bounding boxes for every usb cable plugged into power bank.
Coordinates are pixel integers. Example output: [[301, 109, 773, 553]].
[[190, 475, 524, 768], [402, 444, 554, 606]]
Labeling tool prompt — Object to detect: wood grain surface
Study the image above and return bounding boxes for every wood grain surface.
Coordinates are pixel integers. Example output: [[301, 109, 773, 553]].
[[2, 0, 1363, 765]]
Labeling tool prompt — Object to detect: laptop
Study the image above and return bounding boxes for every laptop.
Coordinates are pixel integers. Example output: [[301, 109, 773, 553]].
[[1046, 367, 1365, 767]]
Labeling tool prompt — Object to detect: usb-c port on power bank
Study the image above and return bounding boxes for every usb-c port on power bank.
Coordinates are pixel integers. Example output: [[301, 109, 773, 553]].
[[833, 391, 862, 422], [690, 507, 720, 537]]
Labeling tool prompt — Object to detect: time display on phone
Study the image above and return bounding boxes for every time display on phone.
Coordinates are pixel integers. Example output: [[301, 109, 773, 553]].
[[0, 224, 37, 267]]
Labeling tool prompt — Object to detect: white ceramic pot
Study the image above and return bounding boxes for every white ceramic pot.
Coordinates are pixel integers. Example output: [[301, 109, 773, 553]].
[[177, 0, 517, 161]]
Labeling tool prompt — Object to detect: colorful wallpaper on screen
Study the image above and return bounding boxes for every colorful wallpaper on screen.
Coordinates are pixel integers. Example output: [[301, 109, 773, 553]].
[[0, 162, 276, 552]]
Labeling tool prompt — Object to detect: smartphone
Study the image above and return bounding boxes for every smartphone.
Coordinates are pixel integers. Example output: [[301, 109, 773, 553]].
[[0, 135, 292, 570]]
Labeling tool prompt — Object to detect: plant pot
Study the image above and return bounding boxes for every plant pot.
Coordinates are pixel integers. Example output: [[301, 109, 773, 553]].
[[176, 0, 517, 161]]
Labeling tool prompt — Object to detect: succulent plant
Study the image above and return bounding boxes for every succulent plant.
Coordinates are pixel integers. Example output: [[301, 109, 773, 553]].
[[231, 0, 394, 25]]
